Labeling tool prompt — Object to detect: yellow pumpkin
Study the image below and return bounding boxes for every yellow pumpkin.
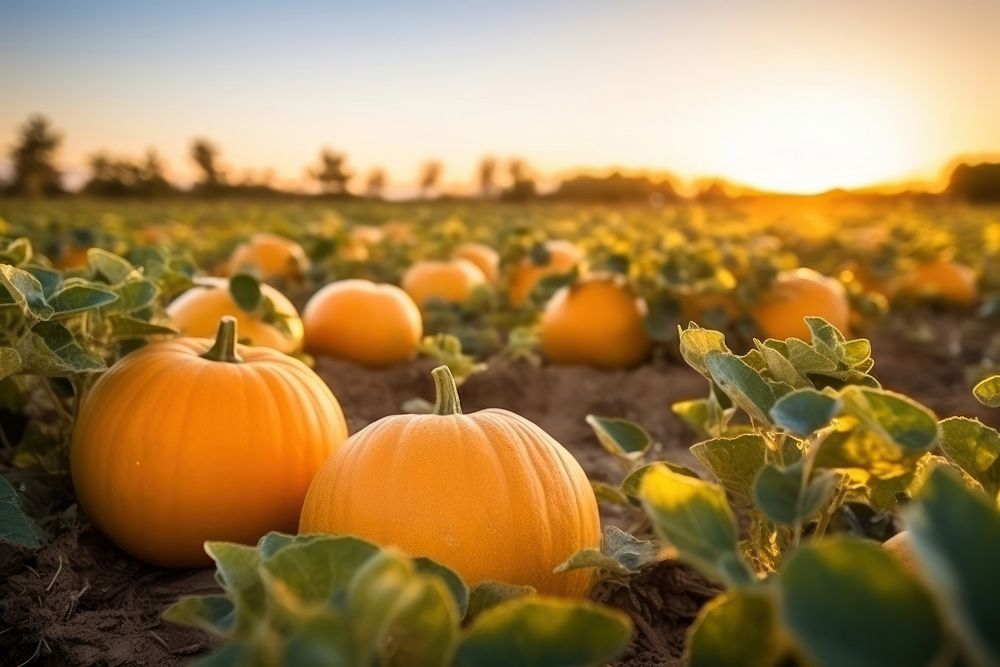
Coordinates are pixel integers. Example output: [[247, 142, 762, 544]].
[[228, 232, 309, 281], [401, 259, 487, 308], [894, 258, 978, 305], [72, 317, 348, 567], [167, 277, 304, 354], [303, 279, 422, 367], [300, 366, 601, 597], [540, 274, 652, 369], [751, 268, 851, 340], [508, 240, 584, 306], [453, 242, 501, 284]]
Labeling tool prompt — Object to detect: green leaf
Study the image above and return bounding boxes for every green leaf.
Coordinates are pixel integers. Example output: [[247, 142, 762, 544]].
[[555, 526, 663, 576], [0, 475, 40, 548], [466, 581, 535, 622], [163, 595, 236, 636], [621, 461, 701, 499], [455, 597, 632, 667], [204, 541, 267, 639], [842, 387, 939, 454], [260, 535, 379, 609], [974, 375, 1000, 407], [585, 415, 651, 460], [282, 613, 354, 667], [414, 556, 469, 618], [938, 416, 1000, 497], [778, 538, 944, 667], [21, 322, 106, 375], [690, 434, 767, 509], [705, 351, 777, 424], [88, 248, 136, 284], [108, 315, 177, 339], [0, 347, 22, 381], [671, 398, 711, 437], [752, 464, 840, 526], [688, 589, 783, 667], [230, 273, 263, 312], [770, 389, 841, 436], [678, 324, 731, 376], [25, 266, 62, 297], [0, 264, 54, 320], [113, 279, 158, 313], [47, 281, 119, 316], [904, 468, 1000, 666], [591, 481, 630, 506], [640, 464, 756, 587]]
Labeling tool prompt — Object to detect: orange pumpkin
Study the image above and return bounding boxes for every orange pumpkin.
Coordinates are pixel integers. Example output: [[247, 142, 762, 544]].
[[167, 277, 304, 354], [300, 365, 600, 597], [303, 279, 422, 367], [228, 232, 309, 281], [894, 258, 978, 305], [751, 268, 851, 340], [72, 317, 348, 567], [401, 259, 487, 308], [540, 274, 651, 369], [52, 245, 91, 270], [453, 242, 501, 284], [508, 240, 584, 306]]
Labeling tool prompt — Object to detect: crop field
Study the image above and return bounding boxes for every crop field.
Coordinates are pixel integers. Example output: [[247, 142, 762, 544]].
[[0, 196, 998, 666]]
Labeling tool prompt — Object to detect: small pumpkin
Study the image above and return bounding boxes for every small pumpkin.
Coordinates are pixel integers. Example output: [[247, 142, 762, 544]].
[[300, 365, 601, 597], [72, 317, 348, 567], [894, 258, 978, 305], [751, 268, 851, 340], [540, 274, 652, 369], [508, 240, 584, 306], [227, 232, 309, 281], [167, 277, 304, 353], [401, 258, 487, 308], [453, 242, 501, 284], [303, 279, 422, 367]]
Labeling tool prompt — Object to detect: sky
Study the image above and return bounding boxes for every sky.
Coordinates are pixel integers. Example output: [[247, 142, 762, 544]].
[[1, 0, 999, 195]]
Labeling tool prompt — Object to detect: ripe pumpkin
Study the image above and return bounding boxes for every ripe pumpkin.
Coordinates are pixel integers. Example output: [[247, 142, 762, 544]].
[[540, 274, 651, 369], [751, 268, 851, 340], [228, 232, 309, 281], [453, 242, 501, 284], [401, 258, 487, 308], [303, 279, 422, 367], [300, 365, 600, 597], [72, 317, 348, 567], [508, 240, 584, 306], [894, 258, 978, 305], [167, 277, 304, 354]]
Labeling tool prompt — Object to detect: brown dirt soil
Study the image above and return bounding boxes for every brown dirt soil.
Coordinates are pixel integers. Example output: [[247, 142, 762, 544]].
[[1, 310, 996, 666]]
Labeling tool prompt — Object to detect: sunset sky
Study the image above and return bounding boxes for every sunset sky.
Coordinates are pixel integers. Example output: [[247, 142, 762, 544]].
[[2, 0, 999, 195]]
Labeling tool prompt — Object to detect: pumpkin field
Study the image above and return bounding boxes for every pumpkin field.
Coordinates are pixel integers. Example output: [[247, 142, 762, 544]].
[[0, 195, 999, 666]]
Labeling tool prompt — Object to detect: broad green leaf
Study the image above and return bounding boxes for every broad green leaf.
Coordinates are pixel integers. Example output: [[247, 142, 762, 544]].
[[785, 338, 838, 374], [88, 248, 136, 284], [455, 597, 632, 667], [108, 315, 177, 339], [1, 237, 33, 265], [191, 642, 266, 667], [0, 347, 22, 381], [585, 415, 651, 460], [113, 279, 158, 313], [904, 468, 1000, 666], [163, 595, 236, 636], [590, 481, 629, 506], [282, 613, 354, 667], [678, 324, 731, 376], [47, 281, 119, 316], [230, 273, 263, 312], [0, 475, 40, 548], [672, 398, 711, 437], [466, 582, 535, 621], [973, 375, 1000, 407], [25, 266, 62, 296], [779, 538, 944, 667], [841, 387, 939, 454], [256, 531, 323, 559], [0, 264, 54, 320], [414, 556, 469, 618], [621, 461, 701, 499], [555, 526, 663, 576], [688, 589, 784, 667], [758, 343, 808, 388], [204, 541, 267, 638], [938, 416, 1000, 497], [752, 464, 840, 526], [705, 351, 777, 424], [261, 535, 379, 609], [770, 389, 840, 436], [21, 322, 105, 375], [804, 317, 846, 348], [690, 433, 767, 509], [640, 464, 756, 587]]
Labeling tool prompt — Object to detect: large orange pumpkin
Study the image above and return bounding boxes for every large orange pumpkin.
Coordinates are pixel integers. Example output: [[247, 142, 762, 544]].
[[894, 258, 978, 305], [401, 259, 487, 308], [453, 242, 501, 284], [303, 279, 422, 367], [751, 268, 851, 340], [508, 240, 584, 306], [300, 366, 601, 597], [166, 277, 304, 353], [540, 274, 652, 369], [72, 317, 348, 567], [228, 232, 309, 281]]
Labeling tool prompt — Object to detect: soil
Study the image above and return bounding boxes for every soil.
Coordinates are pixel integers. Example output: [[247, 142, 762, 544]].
[[1, 311, 996, 666]]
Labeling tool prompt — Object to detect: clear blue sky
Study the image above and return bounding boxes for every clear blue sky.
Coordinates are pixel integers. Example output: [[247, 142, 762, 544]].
[[2, 0, 999, 193]]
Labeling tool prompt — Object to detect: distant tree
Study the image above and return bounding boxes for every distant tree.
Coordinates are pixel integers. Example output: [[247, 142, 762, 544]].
[[83, 148, 176, 198], [7, 114, 63, 197], [501, 158, 537, 201], [365, 168, 387, 198], [190, 138, 225, 193], [311, 148, 352, 196], [948, 163, 1000, 203], [478, 156, 496, 198], [553, 172, 679, 203], [137, 149, 176, 197], [419, 161, 443, 199]]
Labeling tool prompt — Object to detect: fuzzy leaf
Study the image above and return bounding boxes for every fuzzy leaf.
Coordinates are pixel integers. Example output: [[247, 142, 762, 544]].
[[678, 325, 731, 376], [0, 475, 40, 548], [688, 589, 783, 667], [770, 389, 841, 436], [466, 582, 535, 621], [555, 526, 662, 576], [0, 264, 54, 320], [937, 417, 1000, 497], [585, 415, 651, 460], [163, 595, 236, 637], [47, 281, 119, 316], [753, 464, 840, 526], [21, 322, 105, 375], [690, 433, 767, 509], [705, 351, 777, 424], [973, 375, 1000, 408], [88, 248, 136, 284]]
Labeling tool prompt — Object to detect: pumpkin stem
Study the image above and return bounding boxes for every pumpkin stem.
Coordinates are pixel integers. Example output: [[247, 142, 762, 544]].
[[201, 316, 243, 363], [432, 365, 462, 415]]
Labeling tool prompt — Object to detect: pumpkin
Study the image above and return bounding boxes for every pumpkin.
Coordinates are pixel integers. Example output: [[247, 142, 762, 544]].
[[228, 232, 309, 281], [539, 274, 652, 369], [751, 268, 851, 340], [303, 279, 422, 367], [71, 317, 348, 567], [894, 258, 978, 305], [167, 277, 304, 353], [300, 365, 600, 597], [508, 239, 584, 306], [401, 258, 487, 308], [453, 242, 501, 284]]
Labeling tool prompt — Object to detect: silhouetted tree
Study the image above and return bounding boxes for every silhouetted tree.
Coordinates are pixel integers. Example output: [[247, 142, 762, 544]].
[[84, 148, 177, 197], [478, 156, 496, 198], [190, 138, 225, 193], [7, 114, 63, 197], [948, 163, 1000, 203], [366, 168, 387, 198], [419, 161, 443, 198], [502, 158, 537, 201], [311, 148, 351, 196], [552, 172, 679, 202]]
